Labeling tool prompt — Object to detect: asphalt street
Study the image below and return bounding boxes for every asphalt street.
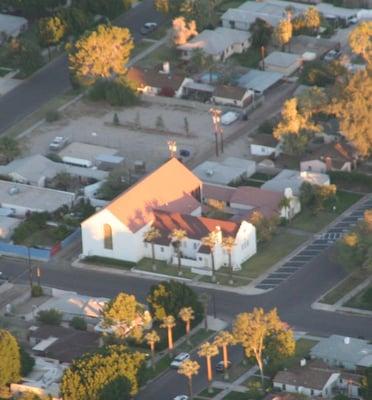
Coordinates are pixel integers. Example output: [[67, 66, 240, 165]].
[[0, 0, 164, 134]]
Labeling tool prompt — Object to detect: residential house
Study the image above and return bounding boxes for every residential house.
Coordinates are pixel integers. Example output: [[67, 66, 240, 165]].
[[261, 169, 330, 196], [300, 142, 358, 173], [178, 27, 250, 61], [145, 210, 256, 273], [237, 69, 284, 95], [0, 14, 28, 45], [212, 85, 254, 108], [193, 157, 256, 185], [203, 183, 300, 220], [126, 66, 190, 97], [310, 334, 372, 371], [263, 51, 302, 76], [81, 158, 257, 272], [273, 359, 340, 398], [250, 135, 281, 157], [290, 35, 339, 60]]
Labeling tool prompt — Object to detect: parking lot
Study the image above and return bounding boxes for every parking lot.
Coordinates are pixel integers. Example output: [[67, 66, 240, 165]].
[[255, 196, 372, 291], [24, 97, 244, 171]]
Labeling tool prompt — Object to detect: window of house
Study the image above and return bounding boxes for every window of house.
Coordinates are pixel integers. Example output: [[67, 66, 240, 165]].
[[198, 256, 203, 261], [193, 243, 198, 249], [103, 224, 113, 250], [144, 242, 148, 248], [160, 247, 164, 252], [282, 384, 286, 390], [311, 390, 314, 395]]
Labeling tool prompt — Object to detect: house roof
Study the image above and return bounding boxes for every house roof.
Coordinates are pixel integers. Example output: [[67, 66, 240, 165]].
[[204, 183, 236, 203], [213, 85, 250, 101], [230, 185, 283, 210], [274, 360, 336, 390], [97, 158, 202, 232], [152, 210, 240, 243], [127, 67, 186, 91], [0, 13, 27, 37], [302, 142, 357, 163], [310, 334, 372, 367], [264, 51, 301, 68], [178, 27, 250, 56], [251, 135, 278, 148], [237, 69, 284, 93], [290, 35, 338, 58]]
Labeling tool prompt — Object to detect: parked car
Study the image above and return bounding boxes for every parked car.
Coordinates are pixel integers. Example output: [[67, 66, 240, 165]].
[[170, 352, 190, 369], [0, 272, 9, 281], [215, 360, 232, 372], [324, 49, 341, 62], [141, 22, 157, 35], [173, 396, 189, 400], [49, 136, 69, 151], [221, 111, 239, 126]]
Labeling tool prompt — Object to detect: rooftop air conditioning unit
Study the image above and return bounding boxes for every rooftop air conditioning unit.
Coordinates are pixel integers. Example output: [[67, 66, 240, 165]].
[[205, 169, 214, 176], [344, 337, 350, 344]]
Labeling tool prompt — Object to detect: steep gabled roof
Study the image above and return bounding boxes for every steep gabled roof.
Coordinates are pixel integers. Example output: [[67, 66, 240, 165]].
[[151, 210, 240, 243], [102, 158, 202, 232]]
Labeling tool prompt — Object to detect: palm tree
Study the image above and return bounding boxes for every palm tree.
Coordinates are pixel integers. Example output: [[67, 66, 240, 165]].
[[222, 236, 236, 285], [169, 229, 187, 276], [201, 231, 219, 282], [161, 315, 176, 353], [213, 331, 235, 380], [279, 196, 292, 220], [144, 227, 161, 271], [179, 307, 194, 342], [198, 341, 219, 393], [178, 359, 200, 399], [145, 330, 160, 370]]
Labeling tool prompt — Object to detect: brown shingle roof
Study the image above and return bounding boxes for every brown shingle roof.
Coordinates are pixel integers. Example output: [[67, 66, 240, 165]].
[[127, 67, 186, 91], [203, 183, 236, 203], [152, 210, 240, 242], [230, 186, 283, 210], [213, 85, 249, 100], [251, 135, 278, 148], [88, 158, 202, 232], [302, 142, 356, 162]]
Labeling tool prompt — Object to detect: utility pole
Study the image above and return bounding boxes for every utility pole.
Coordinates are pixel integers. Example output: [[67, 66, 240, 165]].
[[209, 108, 223, 156], [261, 46, 265, 71], [36, 267, 41, 287]]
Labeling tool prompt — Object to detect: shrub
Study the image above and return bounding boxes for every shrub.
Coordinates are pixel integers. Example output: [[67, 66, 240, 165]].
[[46, 152, 63, 163], [70, 316, 87, 331], [258, 118, 276, 135], [88, 78, 139, 106], [12, 212, 49, 244], [45, 110, 61, 122], [31, 285, 43, 298], [20, 347, 35, 376], [37, 309, 63, 326], [113, 112, 120, 126]]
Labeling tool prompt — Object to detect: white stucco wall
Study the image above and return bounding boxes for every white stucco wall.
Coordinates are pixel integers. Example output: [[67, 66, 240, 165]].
[[250, 144, 277, 157], [81, 209, 148, 262]]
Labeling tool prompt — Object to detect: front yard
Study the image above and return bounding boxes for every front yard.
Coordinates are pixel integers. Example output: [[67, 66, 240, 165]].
[[345, 284, 372, 311], [289, 191, 363, 233]]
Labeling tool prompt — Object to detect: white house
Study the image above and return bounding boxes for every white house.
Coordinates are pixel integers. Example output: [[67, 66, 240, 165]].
[[178, 27, 250, 61], [0, 14, 28, 45], [250, 135, 281, 157], [212, 85, 254, 108], [81, 158, 257, 272], [263, 51, 302, 76]]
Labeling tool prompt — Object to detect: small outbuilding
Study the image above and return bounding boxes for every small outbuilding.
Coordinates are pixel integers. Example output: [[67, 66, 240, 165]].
[[237, 69, 284, 94], [212, 85, 254, 108], [250, 135, 280, 157], [0, 14, 28, 45], [263, 51, 302, 76]]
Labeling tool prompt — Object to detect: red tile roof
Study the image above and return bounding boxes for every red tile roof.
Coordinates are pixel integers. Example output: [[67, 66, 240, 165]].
[[127, 67, 186, 91], [203, 183, 236, 203], [152, 210, 240, 243], [104, 158, 202, 232], [231, 186, 283, 209]]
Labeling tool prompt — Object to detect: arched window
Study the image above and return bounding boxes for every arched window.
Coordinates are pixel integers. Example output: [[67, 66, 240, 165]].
[[103, 224, 113, 250]]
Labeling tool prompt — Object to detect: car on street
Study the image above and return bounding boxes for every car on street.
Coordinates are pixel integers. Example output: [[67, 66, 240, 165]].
[[221, 111, 239, 126], [141, 22, 157, 35], [0, 271, 9, 281], [170, 352, 190, 369], [215, 360, 232, 372], [173, 396, 189, 400], [49, 136, 69, 151], [324, 49, 341, 62]]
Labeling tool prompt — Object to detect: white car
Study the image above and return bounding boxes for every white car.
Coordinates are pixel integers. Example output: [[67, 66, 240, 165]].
[[49, 136, 69, 151], [173, 396, 189, 400], [170, 352, 190, 369], [141, 22, 158, 35], [221, 111, 239, 126]]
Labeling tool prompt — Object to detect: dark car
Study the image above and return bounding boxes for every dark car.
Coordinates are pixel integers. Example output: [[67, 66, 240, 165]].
[[215, 360, 232, 372], [140, 22, 157, 35]]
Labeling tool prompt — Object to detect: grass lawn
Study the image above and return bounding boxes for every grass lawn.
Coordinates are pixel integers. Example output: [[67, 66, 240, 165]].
[[290, 191, 363, 233], [143, 354, 171, 383], [177, 328, 215, 352], [238, 233, 307, 279], [230, 47, 261, 69], [200, 272, 251, 287], [83, 255, 134, 270], [320, 271, 368, 305], [136, 258, 197, 279], [131, 40, 154, 57], [147, 25, 169, 41], [137, 44, 177, 69], [197, 388, 223, 398], [344, 284, 372, 311], [223, 391, 254, 400]]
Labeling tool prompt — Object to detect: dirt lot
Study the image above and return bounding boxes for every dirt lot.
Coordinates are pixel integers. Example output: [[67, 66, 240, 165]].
[[24, 96, 246, 171]]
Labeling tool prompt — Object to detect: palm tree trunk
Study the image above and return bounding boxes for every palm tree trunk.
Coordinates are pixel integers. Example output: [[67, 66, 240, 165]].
[[188, 377, 193, 398], [168, 327, 174, 352], [257, 357, 264, 386], [177, 247, 182, 276], [228, 252, 233, 285], [211, 251, 216, 282], [151, 243, 156, 271], [214, 131, 219, 157], [223, 345, 230, 380], [207, 357, 213, 393], [151, 344, 155, 371]]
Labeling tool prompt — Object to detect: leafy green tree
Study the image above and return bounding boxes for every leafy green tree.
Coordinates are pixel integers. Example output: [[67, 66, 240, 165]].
[[201, 231, 219, 281], [60, 345, 146, 399], [68, 25, 133, 86], [302, 7, 321, 33], [178, 359, 200, 398], [169, 229, 187, 275], [147, 280, 203, 322], [154, 0, 170, 14], [233, 308, 295, 384], [274, 18, 292, 51], [37, 309, 63, 326], [0, 136, 21, 164], [180, 0, 216, 30], [0, 329, 21, 388], [144, 227, 161, 271], [300, 60, 346, 87], [38, 16, 65, 60], [361, 366, 372, 399], [75, 0, 127, 18], [96, 166, 131, 200], [249, 18, 273, 48], [13, 39, 44, 77], [103, 292, 150, 340], [58, 7, 92, 36], [296, 86, 328, 118], [248, 210, 279, 242], [70, 316, 87, 331], [179, 307, 194, 338], [144, 330, 160, 370], [98, 376, 131, 400], [328, 67, 372, 157], [3, 0, 65, 18], [20, 347, 35, 376], [161, 315, 176, 352]]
